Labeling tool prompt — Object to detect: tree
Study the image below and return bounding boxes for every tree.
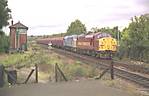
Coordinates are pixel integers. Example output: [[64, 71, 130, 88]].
[[0, 0, 11, 30], [129, 14, 149, 60], [66, 19, 86, 35], [0, 35, 9, 52], [120, 14, 149, 62], [0, 0, 11, 52]]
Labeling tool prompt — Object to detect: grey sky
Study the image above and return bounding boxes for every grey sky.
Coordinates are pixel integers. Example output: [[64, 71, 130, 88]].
[[7, 0, 149, 35]]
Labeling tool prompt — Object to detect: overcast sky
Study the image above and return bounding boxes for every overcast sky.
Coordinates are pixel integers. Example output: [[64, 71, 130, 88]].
[[7, 0, 149, 35]]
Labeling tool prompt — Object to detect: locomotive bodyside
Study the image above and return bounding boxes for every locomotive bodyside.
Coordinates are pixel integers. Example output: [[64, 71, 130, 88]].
[[76, 34, 94, 50], [76, 32, 117, 53], [64, 35, 77, 48], [64, 35, 78, 51]]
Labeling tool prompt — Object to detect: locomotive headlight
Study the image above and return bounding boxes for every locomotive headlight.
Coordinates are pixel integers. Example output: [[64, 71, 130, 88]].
[[103, 39, 105, 42]]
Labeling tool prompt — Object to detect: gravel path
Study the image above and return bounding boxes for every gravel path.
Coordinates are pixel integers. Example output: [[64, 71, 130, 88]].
[[0, 80, 133, 96]]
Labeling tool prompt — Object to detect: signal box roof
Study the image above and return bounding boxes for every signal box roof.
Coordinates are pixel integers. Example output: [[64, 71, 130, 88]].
[[9, 21, 28, 29]]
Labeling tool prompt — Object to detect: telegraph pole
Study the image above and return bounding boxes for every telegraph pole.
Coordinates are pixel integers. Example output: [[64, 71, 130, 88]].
[[114, 26, 119, 46]]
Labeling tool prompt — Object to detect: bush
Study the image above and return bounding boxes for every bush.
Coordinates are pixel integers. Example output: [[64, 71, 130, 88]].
[[0, 34, 9, 53]]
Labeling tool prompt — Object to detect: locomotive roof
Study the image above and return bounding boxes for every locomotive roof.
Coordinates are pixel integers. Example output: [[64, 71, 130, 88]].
[[77, 32, 111, 39], [78, 34, 85, 37], [64, 35, 78, 39], [85, 32, 101, 38]]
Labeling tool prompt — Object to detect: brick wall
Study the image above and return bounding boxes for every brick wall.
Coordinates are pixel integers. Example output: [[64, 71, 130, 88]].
[[19, 34, 27, 48], [10, 28, 16, 49]]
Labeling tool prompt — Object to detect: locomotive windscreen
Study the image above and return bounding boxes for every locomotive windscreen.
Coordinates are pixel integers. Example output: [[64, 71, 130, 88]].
[[96, 33, 111, 38]]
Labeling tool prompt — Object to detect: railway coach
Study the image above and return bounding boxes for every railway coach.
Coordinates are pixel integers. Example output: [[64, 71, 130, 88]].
[[37, 38, 51, 45], [50, 37, 64, 48]]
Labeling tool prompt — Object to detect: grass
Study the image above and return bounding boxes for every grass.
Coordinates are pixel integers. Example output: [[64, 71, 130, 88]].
[[0, 53, 30, 66], [0, 43, 43, 67], [36, 49, 99, 80]]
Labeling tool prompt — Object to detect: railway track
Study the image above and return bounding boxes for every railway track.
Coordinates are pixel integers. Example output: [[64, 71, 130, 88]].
[[115, 68, 149, 88], [112, 61, 149, 74], [50, 47, 149, 88]]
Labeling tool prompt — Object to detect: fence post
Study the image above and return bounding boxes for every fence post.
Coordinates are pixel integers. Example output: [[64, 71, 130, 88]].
[[110, 60, 114, 80], [0, 65, 5, 87], [35, 64, 38, 83], [7, 70, 17, 85], [56, 64, 67, 82], [24, 69, 35, 84], [95, 68, 109, 79], [55, 63, 58, 82]]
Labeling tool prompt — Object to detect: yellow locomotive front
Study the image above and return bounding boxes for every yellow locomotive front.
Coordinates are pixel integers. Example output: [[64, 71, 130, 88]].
[[98, 37, 117, 52]]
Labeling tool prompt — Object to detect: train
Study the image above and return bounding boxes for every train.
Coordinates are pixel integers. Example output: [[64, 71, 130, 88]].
[[37, 32, 117, 58]]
